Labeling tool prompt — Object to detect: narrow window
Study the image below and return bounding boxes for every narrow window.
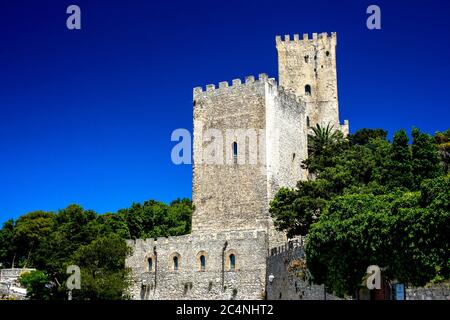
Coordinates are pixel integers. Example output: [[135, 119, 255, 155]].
[[326, 51, 330, 57], [307, 116, 310, 127], [304, 55, 309, 63], [229, 254, 236, 271], [200, 255, 206, 271], [173, 256, 179, 271], [232, 142, 238, 164], [148, 257, 153, 271], [305, 85, 311, 96]]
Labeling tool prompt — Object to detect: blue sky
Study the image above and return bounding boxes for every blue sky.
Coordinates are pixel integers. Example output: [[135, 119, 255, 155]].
[[0, 0, 449, 223]]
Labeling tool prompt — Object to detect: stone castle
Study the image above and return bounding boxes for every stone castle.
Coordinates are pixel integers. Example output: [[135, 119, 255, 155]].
[[126, 32, 349, 300]]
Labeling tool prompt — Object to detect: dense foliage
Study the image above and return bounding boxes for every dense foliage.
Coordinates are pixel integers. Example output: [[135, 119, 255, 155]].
[[270, 126, 450, 296], [0, 198, 192, 300]]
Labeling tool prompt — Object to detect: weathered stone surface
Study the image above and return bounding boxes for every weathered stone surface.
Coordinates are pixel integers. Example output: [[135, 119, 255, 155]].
[[126, 231, 267, 300], [192, 77, 306, 246], [406, 283, 450, 300], [266, 239, 341, 300]]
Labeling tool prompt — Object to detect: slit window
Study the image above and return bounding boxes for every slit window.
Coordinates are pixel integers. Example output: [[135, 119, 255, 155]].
[[305, 85, 311, 96], [173, 256, 179, 271], [307, 116, 310, 127], [229, 254, 236, 271], [200, 255, 206, 271], [148, 257, 153, 271], [232, 142, 238, 164]]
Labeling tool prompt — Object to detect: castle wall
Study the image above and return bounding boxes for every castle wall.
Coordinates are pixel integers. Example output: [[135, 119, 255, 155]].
[[126, 230, 267, 300], [265, 81, 308, 199], [405, 283, 450, 300], [264, 81, 308, 246], [266, 240, 340, 300]]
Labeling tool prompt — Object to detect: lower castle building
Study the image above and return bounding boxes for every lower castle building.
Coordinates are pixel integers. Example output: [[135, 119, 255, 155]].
[[126, 32, 349, 300]]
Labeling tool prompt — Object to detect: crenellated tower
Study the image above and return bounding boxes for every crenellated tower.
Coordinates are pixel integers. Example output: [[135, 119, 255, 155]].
[[191, 74, 307, 247], [276, 32, 348, 134]]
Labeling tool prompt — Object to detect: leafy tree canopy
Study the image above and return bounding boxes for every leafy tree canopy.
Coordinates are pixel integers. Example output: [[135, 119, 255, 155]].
[[270, 125, 449, 296], [0, 198, 192, 300]]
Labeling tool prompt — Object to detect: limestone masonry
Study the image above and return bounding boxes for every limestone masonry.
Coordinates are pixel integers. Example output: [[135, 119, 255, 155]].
[[126, 32, 349, 300]]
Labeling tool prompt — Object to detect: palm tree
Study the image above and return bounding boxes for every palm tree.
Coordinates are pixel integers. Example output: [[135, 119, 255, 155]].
[[307, 123, 341, 157]]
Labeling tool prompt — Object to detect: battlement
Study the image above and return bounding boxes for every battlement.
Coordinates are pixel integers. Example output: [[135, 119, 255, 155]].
[[193, 73, 275, 98], [276, 32, 336, 47], [267, 237, 305, 257], [193, 73, 304, 108], [126, 230, 267, 249]]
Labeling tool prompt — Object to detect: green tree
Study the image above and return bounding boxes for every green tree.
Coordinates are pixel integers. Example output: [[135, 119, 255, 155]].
[[270, 184, 329, 237], [270, 127, 449, 297], [306, 176, 449, 297], [349, 128, 387, 146], [435, 129, 450, 174], [12, 211, 54, 267], [0, 219, 15, 267], [32, 205, 100, 289], [304, 123, 348, 174], [411, 128, 441, 188], [19, 270, 52, 300], [70, 235, 132, 300], [387, 129, 413, 189]]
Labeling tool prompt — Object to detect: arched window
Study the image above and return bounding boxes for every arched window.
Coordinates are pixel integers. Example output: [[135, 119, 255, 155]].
[[200, 255, 206, 271], [232, 142, 238, 164], [229, 254, 236, 271], [173, 256, 179, 271], [148, 257, 153, 272], [305, 85, 311, 96], [306, 116, 310, 127], [196, 251, 208, 272], [169, 252, 181, 271]]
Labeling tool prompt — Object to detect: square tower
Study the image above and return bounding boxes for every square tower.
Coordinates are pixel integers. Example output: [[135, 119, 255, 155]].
[[192, 74, 308, 246], [276, 33, 348, 134]]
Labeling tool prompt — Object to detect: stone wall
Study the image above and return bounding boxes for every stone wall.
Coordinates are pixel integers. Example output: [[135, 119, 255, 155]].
[[0, 268, 35, 299], [406, 283, 450, 300], [126, 230, 267, 300], [266, 239, 340, 300], [192, 76, 269, 234]]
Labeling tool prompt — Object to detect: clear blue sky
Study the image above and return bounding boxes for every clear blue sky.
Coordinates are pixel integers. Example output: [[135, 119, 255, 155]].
[[1, 0, 449, 223]]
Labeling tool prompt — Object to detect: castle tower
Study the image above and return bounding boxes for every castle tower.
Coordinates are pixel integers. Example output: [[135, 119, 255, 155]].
[[191, 75, 307, 246], [125, 32, 350, 300], [276, 33, 348, 134]]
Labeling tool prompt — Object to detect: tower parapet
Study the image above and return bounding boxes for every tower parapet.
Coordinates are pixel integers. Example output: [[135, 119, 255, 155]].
[[193, 73, 274, 98], [276, 32, 337, 46]]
